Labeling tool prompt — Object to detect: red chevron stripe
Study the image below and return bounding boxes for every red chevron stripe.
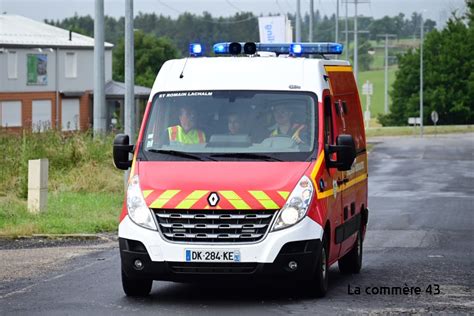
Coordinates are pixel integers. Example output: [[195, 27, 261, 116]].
[[144, 190, 164, 206], [162, 190, 189, 209], [237, 190, 265, 210], [265, 190, 287, 207]]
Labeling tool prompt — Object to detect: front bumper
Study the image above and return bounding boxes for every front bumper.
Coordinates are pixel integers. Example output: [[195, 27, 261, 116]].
[[120, 237, 322, 282], [118, 215, 324, 282]]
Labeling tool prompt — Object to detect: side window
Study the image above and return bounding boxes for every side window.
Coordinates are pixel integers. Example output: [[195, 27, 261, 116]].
[[323, 96, 333, 145]]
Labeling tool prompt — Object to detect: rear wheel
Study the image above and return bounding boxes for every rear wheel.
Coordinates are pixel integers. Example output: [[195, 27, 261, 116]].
[[338, 228, 363, 274], [121, 269, 152, 297]]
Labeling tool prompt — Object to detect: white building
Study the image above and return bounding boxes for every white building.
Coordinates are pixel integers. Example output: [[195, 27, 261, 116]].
[[0, 14, 114, 132]]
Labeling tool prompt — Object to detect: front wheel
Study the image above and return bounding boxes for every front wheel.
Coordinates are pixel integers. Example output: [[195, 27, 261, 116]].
[[338, 228, 363, 274], [122, 269, 152, 297], [305, 237, 329, 298]]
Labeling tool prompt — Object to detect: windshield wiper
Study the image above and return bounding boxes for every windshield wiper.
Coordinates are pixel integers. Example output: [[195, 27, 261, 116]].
[[210, 153, 283, 161], [147, 149, 215, 161]]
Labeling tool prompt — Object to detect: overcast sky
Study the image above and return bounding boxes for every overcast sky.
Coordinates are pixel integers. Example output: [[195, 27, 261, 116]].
[[0, 0, 467, 29]]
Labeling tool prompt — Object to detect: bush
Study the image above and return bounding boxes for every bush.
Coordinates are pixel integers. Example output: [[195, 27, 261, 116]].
[[0, 129, 122, 198]]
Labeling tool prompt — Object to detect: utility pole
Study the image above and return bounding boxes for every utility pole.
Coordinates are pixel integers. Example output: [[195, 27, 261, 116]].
[[354, 0, 358, 82], [377, 34, 396, 114], [335, 0, 339, 43], [309, 0, 314, 41], [124, 0, 135, 186], [125, 0, 135, 142], [345, 0, 369, 84], [93, 0, 106, 135], [296, 0, 301, 42], [420, 13, 424, 137], [345, 0, 348, 60]]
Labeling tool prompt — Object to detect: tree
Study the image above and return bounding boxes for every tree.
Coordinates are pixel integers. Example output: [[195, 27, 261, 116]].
[[379, 2, 474, 126], [113, 30, 179, 88]]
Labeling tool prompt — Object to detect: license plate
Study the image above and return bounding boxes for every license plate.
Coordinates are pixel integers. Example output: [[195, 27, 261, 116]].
[[185, 249, 241, 262]]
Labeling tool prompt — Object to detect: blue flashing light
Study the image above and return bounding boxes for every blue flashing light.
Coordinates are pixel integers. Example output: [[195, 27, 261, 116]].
[[290, 43, 303, 55], [256, 42, 344, 55], [211, 41, 343, 56], [213, 42, 228, 54], [189, 43, 203, 56]]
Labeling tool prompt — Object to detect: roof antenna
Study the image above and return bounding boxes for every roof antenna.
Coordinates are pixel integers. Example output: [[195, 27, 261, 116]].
[[179, 57, 188, 79]]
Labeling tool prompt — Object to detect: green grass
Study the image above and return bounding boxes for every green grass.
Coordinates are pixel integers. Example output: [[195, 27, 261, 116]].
[[365, 125, 473, 137], [0, 192, 122, 236], [358, 67, 397, 118], [0, 130, 124, 236]]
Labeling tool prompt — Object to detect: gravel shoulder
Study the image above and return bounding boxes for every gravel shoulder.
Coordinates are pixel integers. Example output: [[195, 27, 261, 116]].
[[0, 234, 117, 297]]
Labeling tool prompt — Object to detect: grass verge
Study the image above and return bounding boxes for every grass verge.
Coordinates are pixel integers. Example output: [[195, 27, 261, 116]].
[[0, 130, 123, 236], [366, 125, 473, 137], [0, 192, 122, 237]]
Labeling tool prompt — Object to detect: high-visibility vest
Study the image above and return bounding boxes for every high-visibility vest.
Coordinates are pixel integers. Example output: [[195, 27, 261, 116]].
[[167, 125, 206, 144], [271, 123, 305, 143]]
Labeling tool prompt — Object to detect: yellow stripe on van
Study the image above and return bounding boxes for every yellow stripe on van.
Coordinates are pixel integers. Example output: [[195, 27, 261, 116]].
[[325, 65, 353, 72], [149, 190, 180, 208], [249, 191, 279, 209], [175, 190, 209, 209], [310, 152, 368, 199], [142, 190, 153, 198], [219, 191, 251, 210], [339, 173, 368, 191], [311, 152, 325, 179], [277, 191, 290, 200]]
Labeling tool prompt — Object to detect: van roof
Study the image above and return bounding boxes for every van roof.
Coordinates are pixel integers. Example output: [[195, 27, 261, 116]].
[[150, 57, 350, 97]]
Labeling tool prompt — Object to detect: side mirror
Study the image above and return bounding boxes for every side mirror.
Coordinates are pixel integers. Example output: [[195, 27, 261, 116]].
[[113, 134, 134, 170], [326, 134, 356, 171]]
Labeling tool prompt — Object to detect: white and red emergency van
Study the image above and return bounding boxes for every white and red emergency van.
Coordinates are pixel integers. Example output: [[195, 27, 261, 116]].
[[113, 42, 368, 297]]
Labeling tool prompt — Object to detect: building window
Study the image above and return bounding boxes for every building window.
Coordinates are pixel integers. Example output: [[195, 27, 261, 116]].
[[65, 52, 77, 78], [0, 101, 22, 127], [62, 99, 80, 131], [7, 51, 18, 79], [32, 100, 52, 132]]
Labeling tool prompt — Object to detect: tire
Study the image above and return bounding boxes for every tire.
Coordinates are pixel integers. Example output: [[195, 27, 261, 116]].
[[121, 269, 153, 297], [338, 228, 363, 274], [305, 236, 329, 298]]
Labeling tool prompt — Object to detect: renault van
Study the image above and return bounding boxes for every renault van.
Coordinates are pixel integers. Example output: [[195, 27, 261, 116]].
[[113, 42, 369, 297]]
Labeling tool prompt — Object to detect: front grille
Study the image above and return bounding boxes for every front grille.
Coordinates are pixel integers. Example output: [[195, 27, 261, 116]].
[[169, 262, 258, 274], [154, 209, 277, 243]]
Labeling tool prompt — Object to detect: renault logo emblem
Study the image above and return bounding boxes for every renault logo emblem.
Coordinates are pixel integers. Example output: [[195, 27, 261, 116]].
[[208, 192, 220, 206]]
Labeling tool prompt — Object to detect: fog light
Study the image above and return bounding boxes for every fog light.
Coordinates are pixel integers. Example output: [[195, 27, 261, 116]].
[[288, 260, 298, 271], [134, 259, 144, 270]]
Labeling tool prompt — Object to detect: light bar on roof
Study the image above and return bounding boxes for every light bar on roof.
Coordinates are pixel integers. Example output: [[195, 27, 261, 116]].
[[256, 42, 343, 55], [212, 42, 343, 55]]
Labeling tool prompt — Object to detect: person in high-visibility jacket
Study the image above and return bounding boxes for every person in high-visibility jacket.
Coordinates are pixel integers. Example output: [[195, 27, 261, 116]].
[[270, 105, 307, 144], [167, 106, 206, 144]]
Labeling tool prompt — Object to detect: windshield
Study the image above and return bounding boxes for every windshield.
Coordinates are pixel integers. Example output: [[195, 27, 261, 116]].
[[140, 90, 317, 161]]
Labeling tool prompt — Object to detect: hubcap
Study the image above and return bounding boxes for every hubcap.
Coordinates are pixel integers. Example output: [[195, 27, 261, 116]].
[[321, 247, 327, 279]]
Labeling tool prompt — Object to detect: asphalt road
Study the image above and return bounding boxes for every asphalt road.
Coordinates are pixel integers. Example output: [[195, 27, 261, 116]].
[[1, 134, 473, 315]]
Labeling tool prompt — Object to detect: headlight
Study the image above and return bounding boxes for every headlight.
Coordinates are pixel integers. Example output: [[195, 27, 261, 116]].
[[272, 175, 314, 231], [127, 175, 157, 230]]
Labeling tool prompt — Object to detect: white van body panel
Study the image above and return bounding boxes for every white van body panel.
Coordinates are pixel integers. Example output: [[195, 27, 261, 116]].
[[119, 215, 324, 263], [149, 57, 350, 102]]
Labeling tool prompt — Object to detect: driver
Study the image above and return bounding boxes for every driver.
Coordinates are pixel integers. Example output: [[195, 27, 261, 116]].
[[167, 106, 206, 144], [270, 104, 307, 144]]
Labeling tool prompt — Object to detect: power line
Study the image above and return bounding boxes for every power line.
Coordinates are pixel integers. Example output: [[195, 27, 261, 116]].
[[275, 0, 287, 15], [157, 0, 181, 14], [155, 0, 257, 25], [225, 0, 242, 13]]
